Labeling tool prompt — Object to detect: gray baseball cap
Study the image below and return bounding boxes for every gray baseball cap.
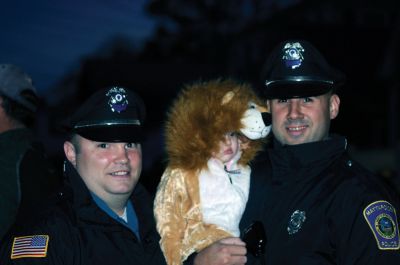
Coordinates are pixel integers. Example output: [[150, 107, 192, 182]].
[[0, 64, 38, 111]]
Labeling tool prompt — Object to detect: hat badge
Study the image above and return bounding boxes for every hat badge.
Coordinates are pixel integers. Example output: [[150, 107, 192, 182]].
[[282, 42, 305, 69], [106, 87, 129, 113]]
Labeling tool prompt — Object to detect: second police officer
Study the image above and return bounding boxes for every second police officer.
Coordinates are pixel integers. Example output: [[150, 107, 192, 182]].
[[239, 40, 400, 264]]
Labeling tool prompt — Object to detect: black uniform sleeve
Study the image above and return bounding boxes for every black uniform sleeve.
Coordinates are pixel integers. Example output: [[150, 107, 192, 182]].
[[0, 211, 75, 265]]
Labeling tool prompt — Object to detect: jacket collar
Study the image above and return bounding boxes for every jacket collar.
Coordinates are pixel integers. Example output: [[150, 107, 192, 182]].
[[268, 134, 347, 183]]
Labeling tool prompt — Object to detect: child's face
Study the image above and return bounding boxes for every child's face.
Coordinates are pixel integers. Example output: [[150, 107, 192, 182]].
[[212, 132, 240, 163]]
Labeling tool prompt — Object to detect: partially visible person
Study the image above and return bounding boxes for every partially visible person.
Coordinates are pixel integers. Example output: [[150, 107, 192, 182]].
[[238, 40, 400, 264], [0, 86, 166, 265], [154, 79, 271, 265], [0, 64, 60, 240]]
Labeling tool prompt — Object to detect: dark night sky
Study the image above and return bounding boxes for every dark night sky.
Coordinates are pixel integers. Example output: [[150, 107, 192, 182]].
[[0, 1, 164, 181], [1, 1, 399, 184], [1, 0, 155, 99]]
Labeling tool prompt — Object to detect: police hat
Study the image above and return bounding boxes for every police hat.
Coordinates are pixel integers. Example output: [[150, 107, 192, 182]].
[[263, 40, 345, 99], [65, 86, 146, 142]]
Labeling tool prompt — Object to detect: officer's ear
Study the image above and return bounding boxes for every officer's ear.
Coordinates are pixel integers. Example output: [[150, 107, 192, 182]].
[[329, 94, 340, 120], [64, 141, 77, 166]]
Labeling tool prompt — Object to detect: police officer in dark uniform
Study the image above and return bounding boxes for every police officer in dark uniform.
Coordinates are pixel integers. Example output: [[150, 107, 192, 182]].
[[239, 40, 400, 264], [0, 86, 166, 265]]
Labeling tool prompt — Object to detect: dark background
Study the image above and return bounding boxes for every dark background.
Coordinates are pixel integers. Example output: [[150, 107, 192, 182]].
[[2, 0, 399, 193]]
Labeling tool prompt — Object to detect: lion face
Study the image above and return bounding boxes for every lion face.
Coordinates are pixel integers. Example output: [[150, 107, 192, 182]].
[[240, 101, 271, 140]]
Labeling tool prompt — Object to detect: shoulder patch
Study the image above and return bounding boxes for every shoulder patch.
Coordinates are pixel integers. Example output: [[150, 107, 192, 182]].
[[11, 235, 49, 259], [363, 200, 399, 250]]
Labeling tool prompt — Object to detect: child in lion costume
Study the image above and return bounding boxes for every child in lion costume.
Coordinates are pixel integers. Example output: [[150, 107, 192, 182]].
[[154, 79, 271, 265]]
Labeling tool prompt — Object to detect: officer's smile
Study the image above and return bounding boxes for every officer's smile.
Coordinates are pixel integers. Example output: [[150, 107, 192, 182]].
[[286, 125, 308, 137], [109, 170, 131, 178], [110, 170, 130, 176], [287, 125, 307, 131]]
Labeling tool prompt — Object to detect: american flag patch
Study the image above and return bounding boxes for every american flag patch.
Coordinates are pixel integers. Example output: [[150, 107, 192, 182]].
[[11, 235, 49, 259]]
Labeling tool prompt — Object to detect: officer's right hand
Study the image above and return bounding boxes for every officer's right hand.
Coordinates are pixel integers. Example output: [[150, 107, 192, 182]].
[[194, 237, 247, 265]]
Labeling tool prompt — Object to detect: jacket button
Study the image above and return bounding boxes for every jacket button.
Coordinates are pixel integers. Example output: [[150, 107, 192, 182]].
[[347, 160, 352, 167]]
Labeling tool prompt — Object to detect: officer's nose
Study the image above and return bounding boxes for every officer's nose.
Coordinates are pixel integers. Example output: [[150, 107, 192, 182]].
[[287, 100, 303, 120], [115, 144, 129, 164]]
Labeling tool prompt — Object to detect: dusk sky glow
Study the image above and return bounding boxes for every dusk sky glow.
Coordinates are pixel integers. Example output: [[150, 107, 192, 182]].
[[1, 0, 156, 97]]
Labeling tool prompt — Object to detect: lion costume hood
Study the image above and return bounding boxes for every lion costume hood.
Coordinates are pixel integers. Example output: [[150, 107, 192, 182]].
[[165, 79, 268, 172]]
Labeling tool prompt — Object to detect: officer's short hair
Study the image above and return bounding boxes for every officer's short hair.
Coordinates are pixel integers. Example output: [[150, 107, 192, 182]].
[[68, 133, 81, 154]]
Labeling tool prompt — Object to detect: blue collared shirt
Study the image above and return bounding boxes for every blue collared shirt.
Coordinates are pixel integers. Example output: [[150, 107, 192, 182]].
[[91, 192, 140, 240]]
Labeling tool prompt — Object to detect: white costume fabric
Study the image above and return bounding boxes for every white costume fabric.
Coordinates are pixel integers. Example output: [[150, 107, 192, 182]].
[[199, 156, 250, 237]]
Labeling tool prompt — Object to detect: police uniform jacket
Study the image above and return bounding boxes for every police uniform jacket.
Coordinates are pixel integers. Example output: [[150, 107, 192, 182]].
[[240, 135, 400, 265], [0, 161, 166, 265]]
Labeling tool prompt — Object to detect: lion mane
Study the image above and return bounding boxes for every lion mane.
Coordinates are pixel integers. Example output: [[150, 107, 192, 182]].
[[165, 78, 267, 172]]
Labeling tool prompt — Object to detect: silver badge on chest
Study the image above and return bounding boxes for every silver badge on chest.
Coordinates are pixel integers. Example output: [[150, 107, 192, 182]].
[[287, 210, 306, 235]]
